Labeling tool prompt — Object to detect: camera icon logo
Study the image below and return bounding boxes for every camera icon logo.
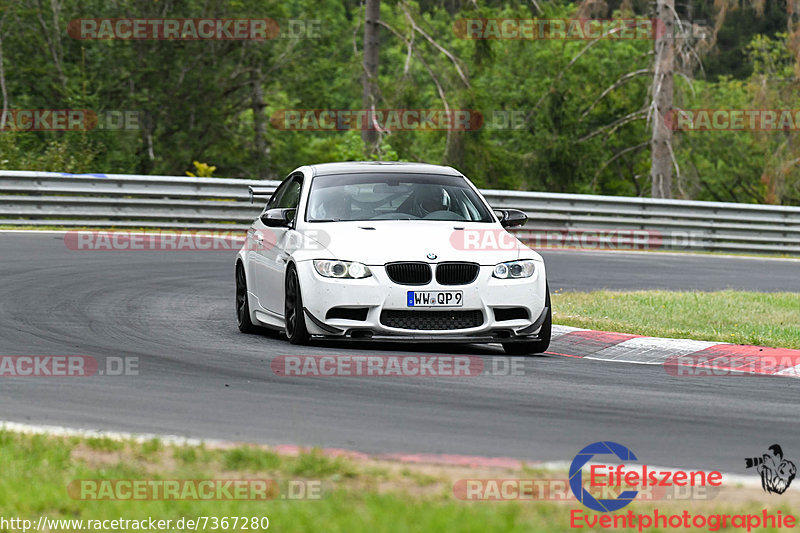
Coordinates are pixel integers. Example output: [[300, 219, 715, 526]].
[[569, 441, 638, 512], [745, 444, 796, 495]]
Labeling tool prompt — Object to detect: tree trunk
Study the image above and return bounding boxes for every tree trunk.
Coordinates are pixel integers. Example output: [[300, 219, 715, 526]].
[[444, 130, 464, 170], [362, 0, 381, 157], [0, 31, 8, 116], [789, 1, 800, 77], [650, 0, 674, 198], [250, 68, 269, 179]]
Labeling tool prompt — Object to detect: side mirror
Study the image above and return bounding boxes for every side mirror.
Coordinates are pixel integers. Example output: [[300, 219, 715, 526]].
[[495, 209, 527, 228], [260, 208, 296, 227]]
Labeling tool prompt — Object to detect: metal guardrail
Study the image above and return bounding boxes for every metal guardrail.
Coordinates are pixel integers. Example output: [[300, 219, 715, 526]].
[[0, 170, 273, 230], [1, 170, 799, 254]]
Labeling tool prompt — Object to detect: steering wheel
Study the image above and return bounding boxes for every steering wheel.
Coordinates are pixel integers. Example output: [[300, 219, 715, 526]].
[[422, 210, 465, 220]]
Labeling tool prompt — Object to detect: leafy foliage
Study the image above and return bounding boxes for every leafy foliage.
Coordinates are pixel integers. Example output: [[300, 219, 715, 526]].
[[0, 0, 797, 203]]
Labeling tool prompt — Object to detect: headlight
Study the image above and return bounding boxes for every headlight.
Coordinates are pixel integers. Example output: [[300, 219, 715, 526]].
[[313, 259, 372, 279], [492, 260, 535, 279]]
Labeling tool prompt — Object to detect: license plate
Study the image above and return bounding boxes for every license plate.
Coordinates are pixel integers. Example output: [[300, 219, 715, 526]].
[[407, 291, 463, 307]]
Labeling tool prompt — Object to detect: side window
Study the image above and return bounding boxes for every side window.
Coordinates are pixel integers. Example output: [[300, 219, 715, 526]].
[[277, 178, 302, 209], [266, 176, 293, 210], [266, 174, 303, 225]]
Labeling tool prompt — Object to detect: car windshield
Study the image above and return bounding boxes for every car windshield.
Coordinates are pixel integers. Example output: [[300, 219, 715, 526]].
[[306, 173, 494, 222]]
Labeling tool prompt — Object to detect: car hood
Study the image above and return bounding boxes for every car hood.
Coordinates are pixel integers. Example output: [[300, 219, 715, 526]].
[[297, 220, 539, 265]]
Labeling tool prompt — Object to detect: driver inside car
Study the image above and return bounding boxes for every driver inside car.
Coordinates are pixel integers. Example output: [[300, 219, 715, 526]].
[[408, 185, 451, 218], [308, 187, 350, 221]]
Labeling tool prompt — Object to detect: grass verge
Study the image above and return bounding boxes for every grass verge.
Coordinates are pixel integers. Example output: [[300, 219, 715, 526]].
[[0, 430, 797, 532], [552, 290, 800, 349]]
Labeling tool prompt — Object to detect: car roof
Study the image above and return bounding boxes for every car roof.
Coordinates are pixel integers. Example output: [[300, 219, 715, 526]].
[[307, 161, 462, 177]]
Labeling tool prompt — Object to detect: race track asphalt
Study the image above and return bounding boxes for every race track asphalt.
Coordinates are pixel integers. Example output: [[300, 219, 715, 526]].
[[1, 232, 798, 472]]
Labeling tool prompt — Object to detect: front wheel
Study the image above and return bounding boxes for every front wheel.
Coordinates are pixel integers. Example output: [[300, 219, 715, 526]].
[[503, 284, 551, 355], [236, 263, 258, 333], [284, 266, 310, 345]]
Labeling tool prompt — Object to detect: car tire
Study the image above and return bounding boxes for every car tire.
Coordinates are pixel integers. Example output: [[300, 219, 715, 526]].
[[284, 265, 310, 345], [502, 283, 552, 356], [236, 262, 258, 334]]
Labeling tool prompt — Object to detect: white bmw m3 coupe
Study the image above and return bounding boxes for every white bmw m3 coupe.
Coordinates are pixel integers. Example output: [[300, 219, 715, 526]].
[[235, 162, 551, 355]]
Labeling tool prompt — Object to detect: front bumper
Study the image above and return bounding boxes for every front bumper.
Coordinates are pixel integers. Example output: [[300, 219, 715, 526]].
[[295, 260, 547, 342]]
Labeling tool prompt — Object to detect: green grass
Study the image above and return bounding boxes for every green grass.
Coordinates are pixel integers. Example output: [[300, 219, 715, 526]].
[[552, 290, 800, 348], [0, 431, 550, 532], [222, 446, 282, 471], [85, 436, 125, 452], [287, 449, 359, 479], [1, 430, 794, 532]]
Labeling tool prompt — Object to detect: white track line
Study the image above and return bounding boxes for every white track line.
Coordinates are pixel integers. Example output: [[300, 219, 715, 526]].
[[587, 337, 720, 364], [0, 420, 226, 447]]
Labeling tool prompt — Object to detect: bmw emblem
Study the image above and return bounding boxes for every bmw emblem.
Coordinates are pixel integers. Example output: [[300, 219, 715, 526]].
[[426, 252, 437, 260]]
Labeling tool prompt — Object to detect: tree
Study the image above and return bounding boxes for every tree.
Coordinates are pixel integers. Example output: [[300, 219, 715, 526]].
[[362, 0, 381, 156], [650, 0, 675, 198]]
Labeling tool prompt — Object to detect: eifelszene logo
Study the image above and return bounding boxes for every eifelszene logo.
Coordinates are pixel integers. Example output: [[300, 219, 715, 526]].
[[745, 444, 796, 494], [569, 441, 722, 513]]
